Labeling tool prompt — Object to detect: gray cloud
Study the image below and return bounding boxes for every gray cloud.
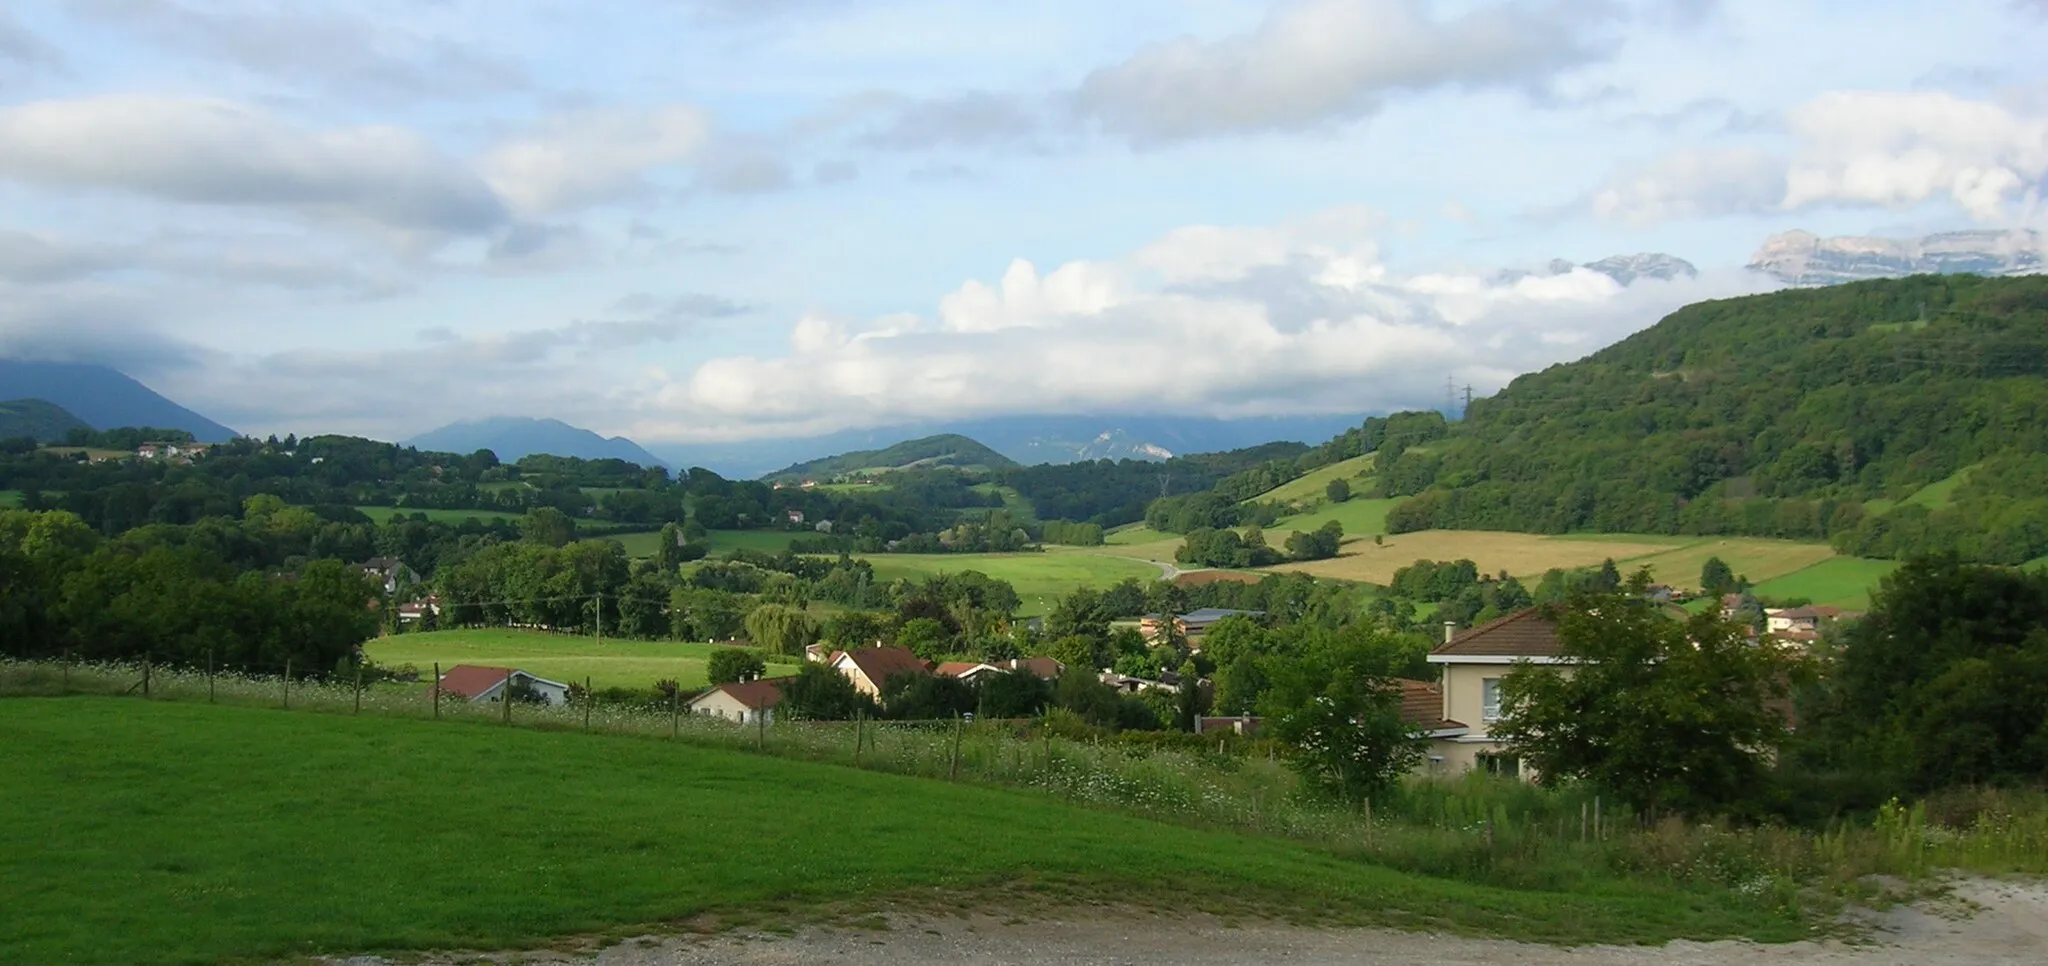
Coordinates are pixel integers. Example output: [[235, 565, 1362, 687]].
[[68, 0, 525, 100], [1, 9, 61, 64], [609, 292, 748, 321], [1072, 0, 1615, 144], [699, 154, 795, 194], [678, 0, 858, 25], [0, 228, 410, 295], [0, 95, 508, 232], [484, 221, 592, 274], [812, 159, 859, 184], [853, 90, 1047, 151]]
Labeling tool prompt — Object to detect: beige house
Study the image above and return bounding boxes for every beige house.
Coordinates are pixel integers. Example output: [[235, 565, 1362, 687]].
[[828, 646, 932, 698], [1423, 610, 1572, 778], [687, 677, 787, 724]]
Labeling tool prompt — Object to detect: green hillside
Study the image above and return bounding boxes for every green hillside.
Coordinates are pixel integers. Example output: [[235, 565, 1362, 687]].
[[0, 398, 92, 442], [1381, 275, 2048, 565], [1250, 453, 1377, 507], [766, 433, 1018, 481]]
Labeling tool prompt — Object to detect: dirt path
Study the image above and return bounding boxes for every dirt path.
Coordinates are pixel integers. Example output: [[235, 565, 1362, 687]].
[[350, 878, 2048, 966]]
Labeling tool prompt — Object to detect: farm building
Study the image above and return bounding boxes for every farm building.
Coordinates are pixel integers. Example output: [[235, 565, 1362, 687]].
[[688, 677, 787, 724], [1139, 608, 1264, 641], [435, 664, 571, 707]]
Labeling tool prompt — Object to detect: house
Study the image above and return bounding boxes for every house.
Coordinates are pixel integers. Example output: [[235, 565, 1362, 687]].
[[804, 643, 832, 664], [1396, 677, 1472, 774], [1138, 608, 1265, 641], [828, 646, 932, 697], [135, 442, 162, 459], [1422, 609, 1573, 778], [687, 677, 787, 724], [396, 594, 443, 623], [785, 509, 806, 525], [1194, 715, 1262, 736], [1765, 605, 1856, 636], [359, 557, 420, 596], [435, 664, 572, 706], [937, 657, 1065, 683]]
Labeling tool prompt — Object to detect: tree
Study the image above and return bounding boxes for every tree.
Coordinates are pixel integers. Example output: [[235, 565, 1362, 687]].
[[1325, 478, 1351, 503], [1259, 624, 1423, 803], [823, 610, 892, 649], [1284, 520, 1344, 561], [880, 672, 975, 719], [1699, 556, 1736, 595], [706, 647, 766, 685], [778, 663, 873, 721], [1494, 579, 1806, 815], [520, 507, 577, 547], [895, 616, 954, 661], [978, 668, 1053, 718], [744, 603, 820, 657]]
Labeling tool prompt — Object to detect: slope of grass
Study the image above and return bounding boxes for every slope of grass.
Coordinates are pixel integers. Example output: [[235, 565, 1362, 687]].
[[1251, 454, 1377, 507], [363, 629, 797, 690], [970, 482, 1040, 523], [0, 699, 1809, 965], [1264, 530, 1678, 586], [1752, 557, 1901, 610], [356, 505, 527, 525], [1622, 539, 1841, 592], [608, 530, 664, 558], [860, 551, 1162, 615], [1265, 498, 1403, 547], [1898, 464, 1977, 511], [704, 529, 806, 554]]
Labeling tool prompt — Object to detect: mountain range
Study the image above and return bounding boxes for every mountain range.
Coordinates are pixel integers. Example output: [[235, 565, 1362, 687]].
[[765, 434, 1018, 480], [403, 417, 670, 468], [1747, 229, 2046, 286], [0, 361, 238, 442], [0, 398, 93, 442]]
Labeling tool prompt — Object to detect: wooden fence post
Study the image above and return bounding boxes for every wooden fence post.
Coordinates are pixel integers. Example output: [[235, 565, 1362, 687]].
[[949, 715, 963, 781], [206, 651, 215, 704], [283, 659, 291, 709], [583, 676, 592, 733], [502, 670, 513, 725], [354, 667, 363, 715], [756, 704, 765, 750], [1594, 796, 1603, 841], [432, 662, 441, 719], [1580, 801, 1589, 843], [853, 711, 863, 767], [142, 655, 151, 699], [670, 689, 679, 739]]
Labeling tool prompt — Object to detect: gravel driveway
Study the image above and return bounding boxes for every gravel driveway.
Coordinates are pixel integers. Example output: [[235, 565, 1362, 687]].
[[337, 878, 2048, 966]]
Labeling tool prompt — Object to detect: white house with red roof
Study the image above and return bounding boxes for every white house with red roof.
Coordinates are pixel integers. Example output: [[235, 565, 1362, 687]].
[[435, 664, 571, 706], [688, 677, 787, 724]]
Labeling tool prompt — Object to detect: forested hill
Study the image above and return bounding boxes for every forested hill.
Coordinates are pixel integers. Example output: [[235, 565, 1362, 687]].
[[0, 399, 91, 442], [1381, 274, 2048, 564], [766, 433, 1018, 480]]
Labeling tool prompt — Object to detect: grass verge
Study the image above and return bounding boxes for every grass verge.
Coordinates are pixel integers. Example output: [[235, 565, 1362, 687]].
[[0, 699, 1807, 965]]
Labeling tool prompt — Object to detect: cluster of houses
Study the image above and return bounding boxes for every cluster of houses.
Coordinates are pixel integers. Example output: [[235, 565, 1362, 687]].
[[133, 441, 211, 462], [424, 596, 1860, 782]]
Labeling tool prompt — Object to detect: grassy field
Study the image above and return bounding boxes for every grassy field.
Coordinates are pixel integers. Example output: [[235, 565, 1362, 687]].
[[704, 529, 808, 554], [608, 530, 664, 558], [0, 490, 19, 508], [861, 551, 1162, 615], [1623, 538, 1841, 591], [1899, 465, 1976, 510], [1250, 454, 1377, 507], [364, 628, 798, 690], [1267, 497, 1402, 544], [1265, 529, 1681, 585], [971, 482, 1039, 522], [356, 505, 527, 524], [0, 699, 1809, 964], [38, 445, 130, 461], [1752, 557, 1902, 610]]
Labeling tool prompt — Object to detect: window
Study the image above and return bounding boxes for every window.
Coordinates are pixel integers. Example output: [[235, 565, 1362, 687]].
[[1479, 753, 1521, 778], [1481, 677, 1502, 722]]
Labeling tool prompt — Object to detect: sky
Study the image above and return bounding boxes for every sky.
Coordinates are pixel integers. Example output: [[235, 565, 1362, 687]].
[[0, 0, 2045, 443]]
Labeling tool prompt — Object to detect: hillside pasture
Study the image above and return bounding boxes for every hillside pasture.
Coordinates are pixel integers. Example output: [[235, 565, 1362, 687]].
[[1250, 454, 1377, 507], [1622, 538, 1842, 592], [608, 530, 664, 558], [1266, 498, 1403, 546], [860, 550, 1162, 615], [1752, 557, 1901, 610], [364, 628, 796, 691], [1263, 530, 1687, 585], [356, 505, 526, 525], [0, 699, 1792, 965], [704, 529, 807, 554], [1899, 465, 1976, 510]]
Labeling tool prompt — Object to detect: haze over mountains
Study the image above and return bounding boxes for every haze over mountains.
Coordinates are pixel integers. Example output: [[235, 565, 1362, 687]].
[[0, 361, 237, 442], [403, 417, 670, 469], [1747, 229, 2046, 286]]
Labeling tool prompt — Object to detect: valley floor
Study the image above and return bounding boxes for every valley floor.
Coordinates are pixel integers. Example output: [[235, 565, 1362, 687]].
[[342, 877, 2048, 966]]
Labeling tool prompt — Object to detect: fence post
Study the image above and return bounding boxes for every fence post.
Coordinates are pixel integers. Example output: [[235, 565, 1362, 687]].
[[583, 676, 592, 733], [354, 667, 363, 715], [756, 704, 765, 750], [1580, 801, 1589, 842], [62, 649, 70, 692], [283, 659, 291, 709], [1594, 796, 1603, 841], [670, 689, 679, 739], [432, 662, 441, 719], [853, 711, 863, 767], [207, 650, 215, 704], [142, 655, 151, 699], [502, 670, 513, 725], [949, 715, 962, 781]]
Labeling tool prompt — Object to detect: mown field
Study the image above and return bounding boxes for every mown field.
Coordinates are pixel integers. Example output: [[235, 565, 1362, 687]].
[[1752, 557, 1902, 610], [364, 629, 798, 690], [1266, 497, 1402, 545], [860, 551, 1163, 615], [0, 699, 1807, 965]]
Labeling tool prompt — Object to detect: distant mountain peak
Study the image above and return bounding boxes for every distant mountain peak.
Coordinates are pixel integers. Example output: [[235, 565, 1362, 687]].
[[1492, 252, 1698, 287], [404, 416, 667, 468], [0, 360, 237, 441], [1748, 228, 2046, 286]]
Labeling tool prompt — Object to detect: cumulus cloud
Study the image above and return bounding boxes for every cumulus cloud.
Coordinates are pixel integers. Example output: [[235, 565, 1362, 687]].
[[0, 95, 506, 232], [1072, 0, 1613, 143], [1589, 90, 2048, 224], [481, 106, 711, 214], [652, 208, 1774, 437]]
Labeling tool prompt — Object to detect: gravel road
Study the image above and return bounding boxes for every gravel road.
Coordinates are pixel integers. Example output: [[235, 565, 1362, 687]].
[[336, 878, 2048, 966]]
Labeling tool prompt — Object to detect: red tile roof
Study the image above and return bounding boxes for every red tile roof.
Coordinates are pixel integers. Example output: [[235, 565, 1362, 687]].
[[935, 661, 989, 677], [834, 647, 933, 687], [701, 677, 787, 711], [994, 657, 1064, 680], [437, 664, 517, 700], [1396, 678, 1465, 732], [1430, 609, 1564, 659]]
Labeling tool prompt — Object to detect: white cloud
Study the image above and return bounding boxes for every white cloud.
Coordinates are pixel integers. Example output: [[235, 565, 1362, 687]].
[[1073, 0, 1612, 143], [480, 106, 711, 214], [651, 208, 1775, 438], [0, 9, 59, 64], [0, 95, 506, 232], [1589, 90, 2048, 225]]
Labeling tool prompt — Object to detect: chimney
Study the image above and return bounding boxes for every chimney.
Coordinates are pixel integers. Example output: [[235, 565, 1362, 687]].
[[1443, 620, 1458, 645]]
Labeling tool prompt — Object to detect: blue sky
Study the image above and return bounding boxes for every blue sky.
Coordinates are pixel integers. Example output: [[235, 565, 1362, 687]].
[[1, 0, 2044, 442]]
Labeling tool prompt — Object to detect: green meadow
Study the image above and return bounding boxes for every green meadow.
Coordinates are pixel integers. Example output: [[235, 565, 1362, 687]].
[[1752, 557, 1903, 610], [0, 698, 1808, 965], [364, 628, 797, 690], [1252, 454, 1378, 507]]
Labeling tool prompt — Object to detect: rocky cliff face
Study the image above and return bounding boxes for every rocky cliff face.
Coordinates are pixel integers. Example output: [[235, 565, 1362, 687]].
[[1493, 252, 1699, 287], [1747, 229, 2046, 286]]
